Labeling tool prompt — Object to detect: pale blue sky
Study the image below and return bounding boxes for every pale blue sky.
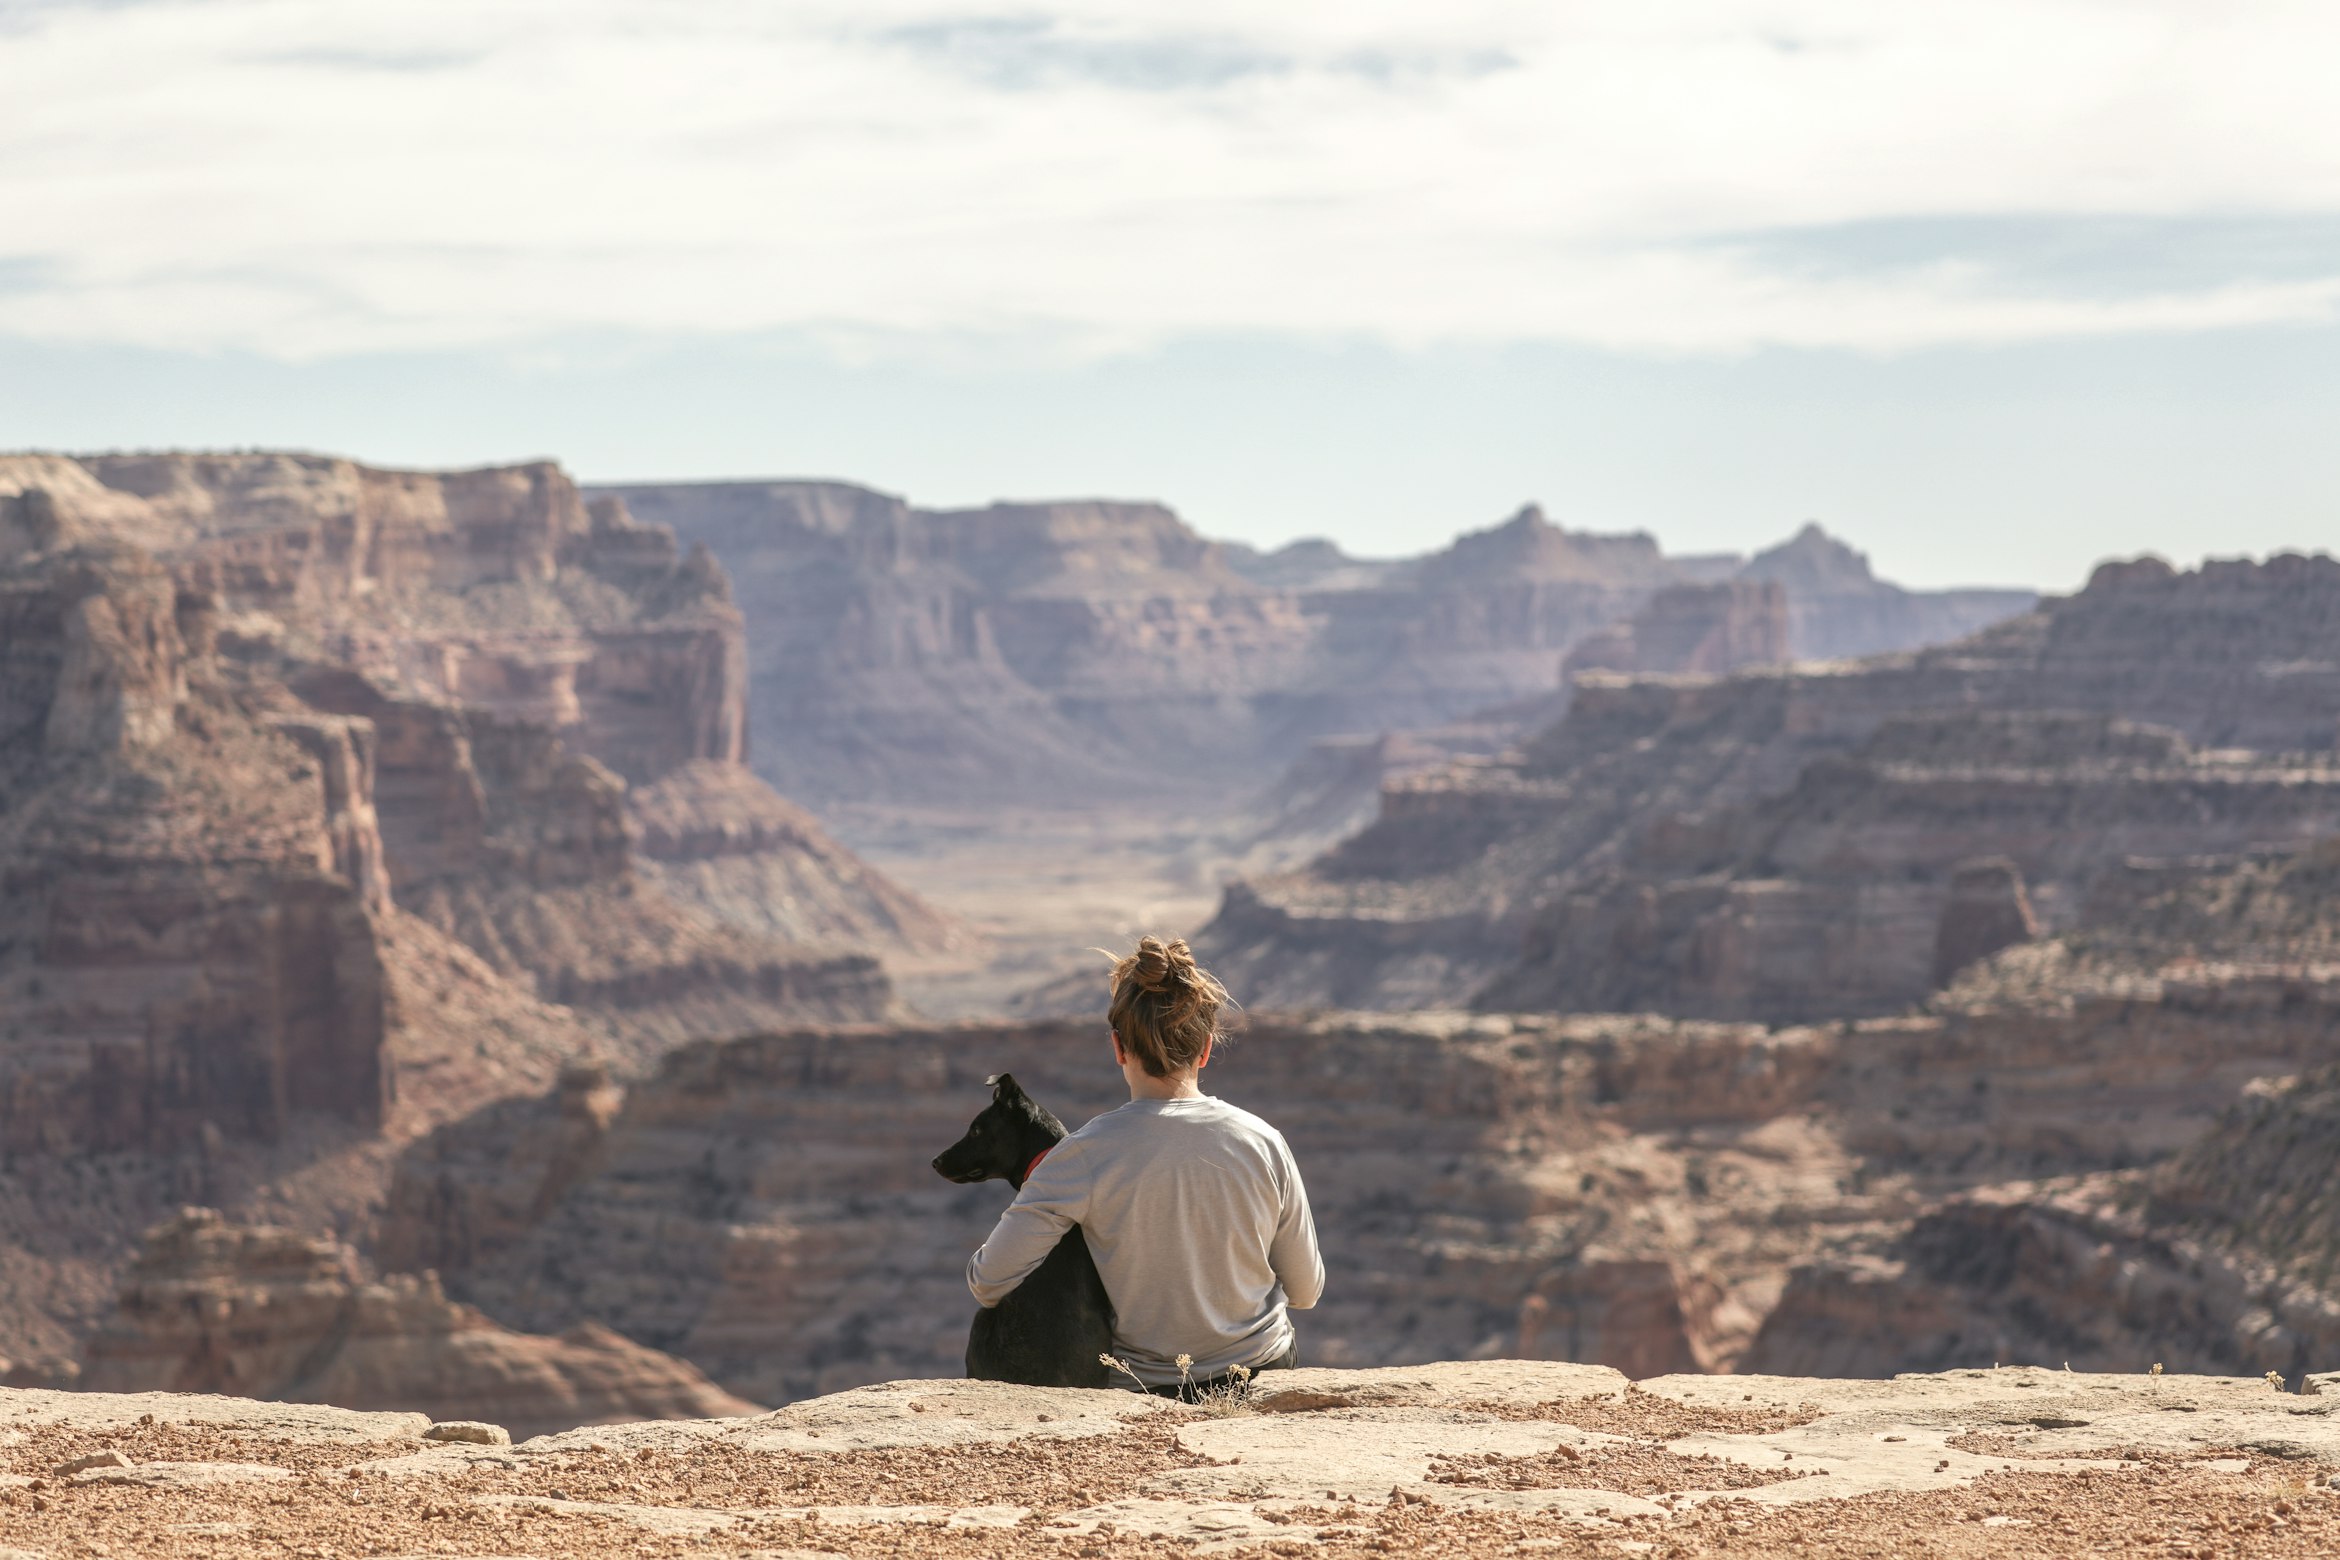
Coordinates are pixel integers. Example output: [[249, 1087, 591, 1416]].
[[5, 2, 2338, 589]]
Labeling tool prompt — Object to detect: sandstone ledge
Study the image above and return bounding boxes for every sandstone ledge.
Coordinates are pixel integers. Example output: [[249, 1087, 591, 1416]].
[[6, 1362, 2340, 1556]]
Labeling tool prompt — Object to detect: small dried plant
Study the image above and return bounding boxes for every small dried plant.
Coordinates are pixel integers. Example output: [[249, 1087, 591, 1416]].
[[1097, 1352, 1258, 1417], [1194, 1361, 1256, 1419]]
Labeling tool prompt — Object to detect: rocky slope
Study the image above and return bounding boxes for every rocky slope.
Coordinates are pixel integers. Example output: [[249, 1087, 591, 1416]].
[[1208, 553, 2340, 1016], [68, 1207, 758, 1440], [6, 1363, 2338, 1559], [595, 480, 2031, 813]]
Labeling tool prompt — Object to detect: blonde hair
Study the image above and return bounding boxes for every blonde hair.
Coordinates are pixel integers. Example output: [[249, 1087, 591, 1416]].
[[1108, 935, 1228, 1078]]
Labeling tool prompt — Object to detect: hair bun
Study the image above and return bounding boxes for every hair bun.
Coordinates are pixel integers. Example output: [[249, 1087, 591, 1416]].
[[1108, 934, 1228, 1079], [1129, 934, 1199, 994]]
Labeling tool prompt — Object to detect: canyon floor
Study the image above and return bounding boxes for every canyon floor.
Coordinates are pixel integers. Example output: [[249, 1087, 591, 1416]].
[[831, 807, 1228, 1019], [7, 1362, 2340, 1558]]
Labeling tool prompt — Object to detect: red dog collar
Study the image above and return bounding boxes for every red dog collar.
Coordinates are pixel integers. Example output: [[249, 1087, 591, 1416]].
[[1023, 1146, 1051, 1184]]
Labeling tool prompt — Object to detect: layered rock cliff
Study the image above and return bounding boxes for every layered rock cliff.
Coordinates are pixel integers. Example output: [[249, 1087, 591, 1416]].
[[0, 452, 937, 1054], [0, 536, 622, 1371], [0, 450, 946, 1374], [376, 948, 2340, 1405], [1697, 839, 2340, 1382], [595, 481, 2031, 812], [0, 545, 594, 1159], [1208, 553, 2340, 1016]]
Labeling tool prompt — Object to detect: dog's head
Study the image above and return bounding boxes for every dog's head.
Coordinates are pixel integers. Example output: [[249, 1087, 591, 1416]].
[[931, 1073, 1068, 1187]]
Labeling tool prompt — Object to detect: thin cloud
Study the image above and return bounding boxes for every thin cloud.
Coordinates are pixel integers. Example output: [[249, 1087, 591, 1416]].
[[883, 17, 1296, 93], [3, 0, 2338, 360], [241, 45, 486, 73]]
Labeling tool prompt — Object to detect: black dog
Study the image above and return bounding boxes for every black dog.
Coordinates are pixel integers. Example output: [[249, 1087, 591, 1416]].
[[931, 1073, 1117, 1388]]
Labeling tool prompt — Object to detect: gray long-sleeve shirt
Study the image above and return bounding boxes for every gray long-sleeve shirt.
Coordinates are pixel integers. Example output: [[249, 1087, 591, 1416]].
[[966, 1094, 1323, 1387]]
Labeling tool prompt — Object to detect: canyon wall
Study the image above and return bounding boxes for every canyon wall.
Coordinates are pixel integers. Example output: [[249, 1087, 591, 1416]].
[[596, 481, 2031, 812], [1207, 553, 2340, 1017], [0, 450, 952, 1372], [0, 548, 401, 1157], [1747, 1034, 2340, 1385], [0, 541, 612, 1366], [0, 453, 937, 1060], [376, 957, 2340, 1406]]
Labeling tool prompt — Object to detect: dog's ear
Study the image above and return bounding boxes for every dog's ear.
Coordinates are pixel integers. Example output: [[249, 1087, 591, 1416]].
[[988, 1072, 1024, 1102]]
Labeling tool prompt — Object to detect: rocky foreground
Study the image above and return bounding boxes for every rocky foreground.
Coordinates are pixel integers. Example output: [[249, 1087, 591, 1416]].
[[5, 1362, 2340, 1558]]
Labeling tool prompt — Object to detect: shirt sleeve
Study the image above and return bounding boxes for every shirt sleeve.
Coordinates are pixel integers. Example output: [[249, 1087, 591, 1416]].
[[966, 1146, 1089, 1308], [1269, 1136, 1326, 1310]]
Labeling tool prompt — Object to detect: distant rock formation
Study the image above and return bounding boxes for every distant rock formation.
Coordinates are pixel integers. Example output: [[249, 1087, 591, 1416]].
[[1208, 553, 2340, 1018], [628, 759, 957, 951], [593, 481, 2031, 812], [1560, 580, 1790, 681], [79, 1208, 759, 1439], [1741, 523, 2034, 661]]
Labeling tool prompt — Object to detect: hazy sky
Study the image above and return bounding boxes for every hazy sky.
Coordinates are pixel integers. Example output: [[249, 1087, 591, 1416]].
[[4, 1, 2337, 588]]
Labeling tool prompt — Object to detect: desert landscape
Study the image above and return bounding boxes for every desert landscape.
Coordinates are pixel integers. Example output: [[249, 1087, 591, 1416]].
[[6, 5, 2338, 1550], [2, 446, 2337, 1553]]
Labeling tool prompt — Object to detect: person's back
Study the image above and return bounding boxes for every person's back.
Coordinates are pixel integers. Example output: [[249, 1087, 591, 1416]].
[[966, 937, 1323, 1391]]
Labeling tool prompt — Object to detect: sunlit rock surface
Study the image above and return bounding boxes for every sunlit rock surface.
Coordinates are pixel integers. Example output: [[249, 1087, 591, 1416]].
[[3, 1363, 2336, 1557]]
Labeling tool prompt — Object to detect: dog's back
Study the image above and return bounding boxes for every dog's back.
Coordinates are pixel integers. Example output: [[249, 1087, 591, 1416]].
[[932, 1074, 1118, 1389]]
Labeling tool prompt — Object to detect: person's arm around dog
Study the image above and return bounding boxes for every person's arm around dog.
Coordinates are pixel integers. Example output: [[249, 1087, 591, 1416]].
[[966, 1146, 1087, 1307]]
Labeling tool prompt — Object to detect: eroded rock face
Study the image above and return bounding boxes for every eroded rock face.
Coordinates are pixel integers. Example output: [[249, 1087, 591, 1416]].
[[0, 453, 936, 1065], [1746, 1180, 2340, 1385], [1696, 840, 2340, 1383], [0, 549, 400, 1155], [78, 1208, 759, 1440], [1930, 858, 2040, 987], [1211, 553, 2340, 1018], [0, 451, 939, 1374], [595, 482, 2029, 811], [376, 972, 2340, 1406]]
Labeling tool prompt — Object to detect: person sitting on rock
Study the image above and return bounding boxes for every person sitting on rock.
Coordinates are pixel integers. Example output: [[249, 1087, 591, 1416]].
[[967, 935, 1323, 1399]]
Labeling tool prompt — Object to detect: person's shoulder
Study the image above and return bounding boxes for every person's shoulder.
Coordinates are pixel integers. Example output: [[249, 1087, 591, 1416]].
[[1065, 1100, 1148, 1143], [1197, 1096, 1289, 1147]]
